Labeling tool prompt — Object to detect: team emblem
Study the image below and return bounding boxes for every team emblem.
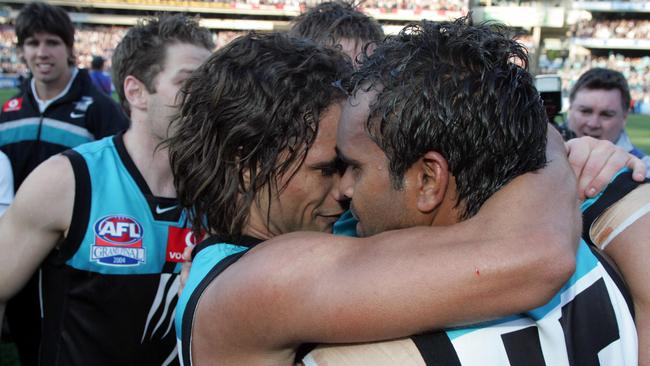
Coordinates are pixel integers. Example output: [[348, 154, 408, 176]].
[[2, 98, 22, 112], [74, 96, 94, 112], [92, 215, 145, 266]]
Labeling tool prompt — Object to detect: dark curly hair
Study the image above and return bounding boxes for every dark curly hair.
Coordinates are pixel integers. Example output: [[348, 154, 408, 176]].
[[351, 16, 548, 219], [167, 32, 351, 240], [111, 13, 214, 116], [15, 2, 75, 66], [290, 1, 383, 54]]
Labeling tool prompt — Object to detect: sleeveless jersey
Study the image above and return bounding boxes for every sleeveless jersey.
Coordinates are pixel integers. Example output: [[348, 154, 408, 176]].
[[302, 240, 637, 365], [174, 215, 361, 366], [177, 202, 638, 366], [303, 173, 639, 365], [40, 134, 195, 366], [175, 235, 263, 366]]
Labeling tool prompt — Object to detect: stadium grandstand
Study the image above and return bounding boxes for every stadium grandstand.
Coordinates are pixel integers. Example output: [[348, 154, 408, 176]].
[[0, 0, 649, 364], [560, 1, 650, 114], [0, 0, 647, 114]]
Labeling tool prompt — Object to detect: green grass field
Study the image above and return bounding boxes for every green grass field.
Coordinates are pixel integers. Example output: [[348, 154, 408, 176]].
[[626, 114, 650, 153]]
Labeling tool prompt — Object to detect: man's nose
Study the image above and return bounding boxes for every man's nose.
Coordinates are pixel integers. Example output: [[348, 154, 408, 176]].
[[36, 43, 49, 57], [585, 115, 601, 129], [338, 168, 354, 200]]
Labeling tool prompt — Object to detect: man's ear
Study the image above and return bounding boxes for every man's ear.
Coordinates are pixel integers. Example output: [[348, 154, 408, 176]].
[[123, 75, 147, 111], [415, 151, 449, 213]]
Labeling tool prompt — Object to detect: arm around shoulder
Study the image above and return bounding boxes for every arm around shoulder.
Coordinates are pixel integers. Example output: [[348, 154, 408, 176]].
[[191, 130, 581, 354], [0, 155, 74, 318]]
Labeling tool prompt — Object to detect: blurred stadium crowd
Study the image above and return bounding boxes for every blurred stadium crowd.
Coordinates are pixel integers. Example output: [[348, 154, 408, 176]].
[[543, 54, 650, 115], [571, 19, 650, 39], [76, 0, 466, 11], [0, 25, 246, 75], [0, 0, 648, 114]]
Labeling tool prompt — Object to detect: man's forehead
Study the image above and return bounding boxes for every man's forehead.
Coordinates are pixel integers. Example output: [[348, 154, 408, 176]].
[[574, 88, 624, 110], [336, 91, 380, 160], [338, 94, 370, 141], [161, 43, 211, 71], [26, 32, 64, 41]]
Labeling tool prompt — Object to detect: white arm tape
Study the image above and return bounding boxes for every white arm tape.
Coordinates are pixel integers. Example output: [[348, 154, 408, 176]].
[[589, 184, 650, 250]]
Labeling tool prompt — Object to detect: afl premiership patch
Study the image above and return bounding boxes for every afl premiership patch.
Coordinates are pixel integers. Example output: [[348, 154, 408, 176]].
[[92, 215, 145, 266]]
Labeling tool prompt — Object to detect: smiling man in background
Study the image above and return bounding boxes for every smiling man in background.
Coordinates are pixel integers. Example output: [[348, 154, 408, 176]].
[[0, 3, 128, 365], [568, 67, 650, 175]]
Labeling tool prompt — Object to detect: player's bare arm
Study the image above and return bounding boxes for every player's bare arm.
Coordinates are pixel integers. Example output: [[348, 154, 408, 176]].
[[189, 128, 580, 365], [608, 214, 650, 366], [0, 155, 74, 327], [175, 135, 644, 294]]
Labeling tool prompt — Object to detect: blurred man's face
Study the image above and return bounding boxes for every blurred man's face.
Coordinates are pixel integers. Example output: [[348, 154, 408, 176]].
[[21, 32, 72, 91], [146, 43, 212, 141], [336, 38, 363, 66], [568, 88, 628, 143], [336, 38, 376, 68]]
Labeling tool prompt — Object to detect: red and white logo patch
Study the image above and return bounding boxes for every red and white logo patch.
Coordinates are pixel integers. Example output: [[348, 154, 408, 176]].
[[2, 98, 22, 112], [166, 227, 204, 263], [92, 215, 145, 266]]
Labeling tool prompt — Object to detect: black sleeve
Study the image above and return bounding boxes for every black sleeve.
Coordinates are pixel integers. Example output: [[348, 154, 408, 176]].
[[47, 149, 92, 265]]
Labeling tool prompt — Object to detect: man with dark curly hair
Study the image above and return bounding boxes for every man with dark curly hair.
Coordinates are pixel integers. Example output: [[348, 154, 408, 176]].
[[171, 20, 642, 365], [301, 18, 638, 365]]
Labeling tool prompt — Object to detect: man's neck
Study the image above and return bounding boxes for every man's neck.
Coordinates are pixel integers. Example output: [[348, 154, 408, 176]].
[[33, 67, 74, 101], [122, 123, 176, 198]]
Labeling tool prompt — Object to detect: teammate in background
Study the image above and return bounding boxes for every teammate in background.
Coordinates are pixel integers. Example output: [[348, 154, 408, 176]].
[[171, 29, 642, 365], [568, 67, 650, 176], [90, 55, 112, 95], [0, 14, 214, 366], [0, 3, 129, 365], [289, 1, 383, 65]]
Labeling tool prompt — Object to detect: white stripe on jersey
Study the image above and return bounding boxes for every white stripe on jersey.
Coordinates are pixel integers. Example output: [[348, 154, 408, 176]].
[[449, 261, 637, 365], [301, 246, 637, 366], [0, 117, 95, 140]]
